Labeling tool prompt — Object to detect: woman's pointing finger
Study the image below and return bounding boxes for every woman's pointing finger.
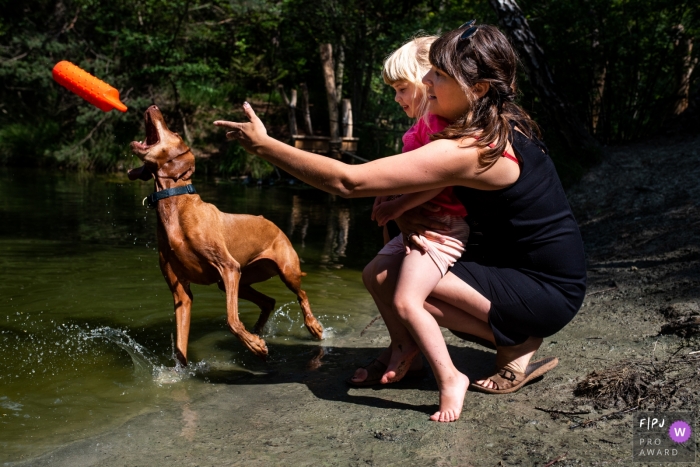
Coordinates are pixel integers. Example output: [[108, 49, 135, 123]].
[[213, 103, 269, 151], [212, 120, 241, 129]]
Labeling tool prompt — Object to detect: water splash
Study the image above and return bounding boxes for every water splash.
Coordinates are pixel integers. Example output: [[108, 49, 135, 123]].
[[151, 362, 210, 385], [84, 327, 160, 379], [262, 301, 307, 338], [83, 326, 208, 385], [261, 303, 346, 341]]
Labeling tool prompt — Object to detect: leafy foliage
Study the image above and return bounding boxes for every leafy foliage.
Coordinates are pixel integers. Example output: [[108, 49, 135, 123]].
[[0, 0, 697, 177]]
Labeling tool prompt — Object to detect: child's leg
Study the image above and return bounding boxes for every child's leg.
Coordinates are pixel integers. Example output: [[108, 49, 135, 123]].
[[350, 252, 423, 385], [388, 246, 469, 422]]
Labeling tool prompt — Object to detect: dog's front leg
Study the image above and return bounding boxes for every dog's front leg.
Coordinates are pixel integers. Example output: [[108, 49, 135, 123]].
[[161, 260, 193, 366], [221, 262, 269, 359]]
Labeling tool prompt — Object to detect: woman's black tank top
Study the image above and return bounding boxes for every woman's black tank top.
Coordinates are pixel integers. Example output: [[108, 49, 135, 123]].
[[453, 127, 586, 289]]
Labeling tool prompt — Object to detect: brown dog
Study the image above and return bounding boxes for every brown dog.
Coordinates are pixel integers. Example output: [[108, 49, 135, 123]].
[[128, 105, 323, 365]]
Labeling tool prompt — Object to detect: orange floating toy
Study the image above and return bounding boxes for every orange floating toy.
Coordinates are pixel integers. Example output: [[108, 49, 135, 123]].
[[52, 61, 128, 112]]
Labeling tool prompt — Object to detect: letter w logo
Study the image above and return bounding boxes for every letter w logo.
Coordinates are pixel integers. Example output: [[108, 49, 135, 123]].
[[674, 427, 686, 437]]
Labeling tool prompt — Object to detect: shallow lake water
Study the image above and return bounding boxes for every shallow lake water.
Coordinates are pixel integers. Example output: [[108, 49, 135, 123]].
[[0, 169, 383, 462]]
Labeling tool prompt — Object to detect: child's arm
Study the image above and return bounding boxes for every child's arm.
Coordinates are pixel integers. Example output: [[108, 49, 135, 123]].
[[373, 188, 443, 226]]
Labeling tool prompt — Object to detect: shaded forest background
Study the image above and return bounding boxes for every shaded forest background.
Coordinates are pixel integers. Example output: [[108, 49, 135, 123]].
[[0, 0, 697, 183]]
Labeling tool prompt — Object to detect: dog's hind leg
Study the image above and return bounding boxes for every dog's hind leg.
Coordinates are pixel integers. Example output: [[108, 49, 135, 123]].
[[238, 284, 276, 335], [220, 263, 269, 359], [277, 262, 324, 340]]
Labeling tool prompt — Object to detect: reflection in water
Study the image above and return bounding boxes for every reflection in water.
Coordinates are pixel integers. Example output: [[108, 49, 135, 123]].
[[320, 203, 351, 268], [288, 195, 309, 248], [336, 207, 350, 258], [172, 389, 199, 442], [181, 404, 198, 441], [305, 346, 326, 370]]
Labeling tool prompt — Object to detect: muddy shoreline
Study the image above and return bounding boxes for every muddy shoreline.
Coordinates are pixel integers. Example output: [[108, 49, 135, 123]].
[[10, 135, 700, 466]]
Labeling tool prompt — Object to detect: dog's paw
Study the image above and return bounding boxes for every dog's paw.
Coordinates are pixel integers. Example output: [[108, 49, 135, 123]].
[[246, 335, 269, 359], [305, 318, 324, 340], [175, 349, 188, 366]]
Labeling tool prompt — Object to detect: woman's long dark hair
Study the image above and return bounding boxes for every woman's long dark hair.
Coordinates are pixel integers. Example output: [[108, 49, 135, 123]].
[[429, 24, 540, 171]]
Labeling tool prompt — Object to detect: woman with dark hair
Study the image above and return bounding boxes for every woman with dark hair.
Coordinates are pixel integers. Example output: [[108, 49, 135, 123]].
[[214, 22, 586, 423]]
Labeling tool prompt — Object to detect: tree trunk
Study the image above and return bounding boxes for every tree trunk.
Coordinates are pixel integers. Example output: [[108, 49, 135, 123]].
[[590, 63, 606, 135], [590, 27, 607, 136], [320, 43, 341, 158], [335, 37, 345, 107], [488, 0, 600, 159], [299, 82, 313, 135], [341, 98, 353, 138], [277, 85, 298, 137], [672, 25, 697, 116]]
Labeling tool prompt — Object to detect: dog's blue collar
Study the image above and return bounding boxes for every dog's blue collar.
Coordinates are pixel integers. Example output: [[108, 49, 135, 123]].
[[143, 184, 196, 208]]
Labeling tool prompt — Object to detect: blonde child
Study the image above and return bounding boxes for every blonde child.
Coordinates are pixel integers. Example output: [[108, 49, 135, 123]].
[[348, 37, 470, 387]]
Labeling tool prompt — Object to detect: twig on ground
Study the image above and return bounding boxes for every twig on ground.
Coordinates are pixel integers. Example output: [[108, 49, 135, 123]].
[[544, 452, 568, 467], [569, 406, 638, 429], [535, 407, 591, 416], [587, 286, 618, 296], [360, 315, 382, 336]]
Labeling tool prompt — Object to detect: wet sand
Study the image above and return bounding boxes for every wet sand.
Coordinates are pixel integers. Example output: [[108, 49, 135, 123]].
[[10, 135, 700, 466]]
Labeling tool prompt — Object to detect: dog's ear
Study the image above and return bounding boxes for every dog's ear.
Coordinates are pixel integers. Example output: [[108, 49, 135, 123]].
[[128, 165, 153, 181]]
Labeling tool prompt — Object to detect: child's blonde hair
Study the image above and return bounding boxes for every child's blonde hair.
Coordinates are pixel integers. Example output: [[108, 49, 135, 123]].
[[382, 35, 438, 120]]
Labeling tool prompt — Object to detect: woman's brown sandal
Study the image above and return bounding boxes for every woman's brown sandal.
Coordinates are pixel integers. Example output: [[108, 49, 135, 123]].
[[470, 357, 559, 394]]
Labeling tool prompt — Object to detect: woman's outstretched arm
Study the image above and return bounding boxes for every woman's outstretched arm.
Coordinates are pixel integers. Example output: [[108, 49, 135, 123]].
[[214, 103, 504, 198]]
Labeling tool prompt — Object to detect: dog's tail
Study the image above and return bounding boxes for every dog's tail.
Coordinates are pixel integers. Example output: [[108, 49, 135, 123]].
[[300, 271, 307, 277]]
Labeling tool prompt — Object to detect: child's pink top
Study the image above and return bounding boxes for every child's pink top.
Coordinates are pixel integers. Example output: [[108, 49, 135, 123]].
[[402, 115, 467, 217]]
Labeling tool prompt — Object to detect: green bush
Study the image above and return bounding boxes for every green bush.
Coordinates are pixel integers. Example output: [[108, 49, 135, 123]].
[[218, 143, 274, 180], [0, 121, 60, 166]]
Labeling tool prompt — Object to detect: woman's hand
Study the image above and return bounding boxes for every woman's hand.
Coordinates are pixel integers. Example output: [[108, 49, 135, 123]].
[[213, 102, 269, 154], [394, 203, 449, 252]]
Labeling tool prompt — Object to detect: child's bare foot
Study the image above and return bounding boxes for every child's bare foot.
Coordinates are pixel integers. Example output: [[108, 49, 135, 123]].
[[430, 371, 469, 422], [349, 347, 424, 385], [350, 348, 392, 384], [474, 336, 543, 390], [381, 342, 420, 384]]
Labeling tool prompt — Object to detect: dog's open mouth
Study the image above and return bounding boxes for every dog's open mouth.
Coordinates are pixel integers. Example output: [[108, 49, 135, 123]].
[[132, 110, 160, 152]]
